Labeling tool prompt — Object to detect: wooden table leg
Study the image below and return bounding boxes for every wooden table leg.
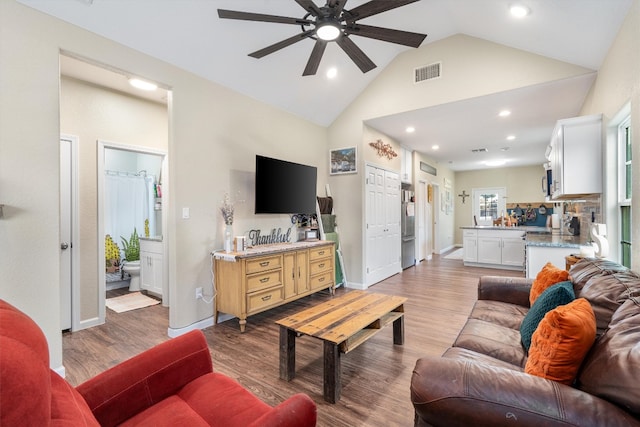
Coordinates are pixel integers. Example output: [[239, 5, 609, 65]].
[[323, 341, 341, 403], [279, 326, 296, 381], [393, 313, 405, 345]]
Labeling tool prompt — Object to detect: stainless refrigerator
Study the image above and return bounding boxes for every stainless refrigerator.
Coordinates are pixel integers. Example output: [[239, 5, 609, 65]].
[[401, 190, 416, 269]]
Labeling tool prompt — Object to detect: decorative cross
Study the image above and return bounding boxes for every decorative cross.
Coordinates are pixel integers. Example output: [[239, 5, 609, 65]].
[[458, 190, 469, 203]]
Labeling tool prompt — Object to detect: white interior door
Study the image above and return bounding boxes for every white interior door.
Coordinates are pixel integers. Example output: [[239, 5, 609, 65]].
[[60, 135, 78, 331], [417, 180, 429, 261], [365, 165, 401, 286]]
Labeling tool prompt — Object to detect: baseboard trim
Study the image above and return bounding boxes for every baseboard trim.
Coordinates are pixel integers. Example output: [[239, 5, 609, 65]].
[[167, 314, 234, 338]]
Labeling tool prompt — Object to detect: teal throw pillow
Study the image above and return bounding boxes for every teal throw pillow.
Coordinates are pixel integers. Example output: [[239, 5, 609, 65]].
[[520, 281, 575, 351]]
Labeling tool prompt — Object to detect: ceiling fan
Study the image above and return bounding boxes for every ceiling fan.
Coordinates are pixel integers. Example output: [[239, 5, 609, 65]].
[[218, 0, 427, 76]]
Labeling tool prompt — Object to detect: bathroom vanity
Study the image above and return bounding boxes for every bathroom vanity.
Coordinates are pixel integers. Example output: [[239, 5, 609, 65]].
[[140, 237, 164, 297], [213, 241, 335, 332]]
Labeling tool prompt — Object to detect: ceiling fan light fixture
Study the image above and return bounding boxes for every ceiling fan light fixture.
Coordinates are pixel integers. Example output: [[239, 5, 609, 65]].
[[316, 20, 341, 41]]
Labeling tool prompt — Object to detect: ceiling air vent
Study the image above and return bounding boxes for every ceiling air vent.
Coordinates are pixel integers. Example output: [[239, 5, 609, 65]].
[[471, 148, 489, 153], [414, 62, 441, 84]]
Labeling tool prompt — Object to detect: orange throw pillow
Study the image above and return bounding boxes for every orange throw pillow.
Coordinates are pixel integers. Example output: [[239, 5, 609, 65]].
[[530, 262, 570, 305], [525, 298, 596, 385]]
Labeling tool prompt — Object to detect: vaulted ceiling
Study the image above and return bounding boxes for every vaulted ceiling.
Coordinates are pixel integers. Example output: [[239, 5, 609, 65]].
[[20, 0, 634, 170]]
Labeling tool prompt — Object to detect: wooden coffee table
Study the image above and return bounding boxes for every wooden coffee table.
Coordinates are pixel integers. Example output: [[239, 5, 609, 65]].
[[276, 290, 407, 403]]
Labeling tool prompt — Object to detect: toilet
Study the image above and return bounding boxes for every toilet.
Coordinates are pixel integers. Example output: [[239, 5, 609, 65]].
[[122, 260, 141, 291]]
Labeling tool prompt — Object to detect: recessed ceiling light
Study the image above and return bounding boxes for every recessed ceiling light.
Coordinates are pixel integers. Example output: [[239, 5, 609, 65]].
[[499, 110, 511, 117], [129, 78, 158, 91], [406, 126, 415, 133], [510, 4, 530, 18], [485, 160, 507, 167], [432, 144, 439, 150], [326, 67, 338, 79], [506, 135, 516, 141]]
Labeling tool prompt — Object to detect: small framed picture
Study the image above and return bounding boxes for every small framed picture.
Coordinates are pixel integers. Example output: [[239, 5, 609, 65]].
[[330, 147, 357, 175]]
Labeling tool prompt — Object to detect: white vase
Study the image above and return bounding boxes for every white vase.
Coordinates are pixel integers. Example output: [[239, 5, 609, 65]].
[[224, 224, 233, 252]]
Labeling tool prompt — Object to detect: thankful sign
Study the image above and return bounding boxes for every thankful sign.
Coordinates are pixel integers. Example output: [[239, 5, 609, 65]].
[[247, 228, 292, 246]]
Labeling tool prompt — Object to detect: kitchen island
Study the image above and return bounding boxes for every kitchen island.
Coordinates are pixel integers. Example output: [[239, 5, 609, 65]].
[[461, 226, 588, 276]]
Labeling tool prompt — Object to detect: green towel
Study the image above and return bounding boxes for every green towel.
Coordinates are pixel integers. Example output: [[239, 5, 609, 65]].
[[324, 232, 343, 285], [321, 214, 336, 233]]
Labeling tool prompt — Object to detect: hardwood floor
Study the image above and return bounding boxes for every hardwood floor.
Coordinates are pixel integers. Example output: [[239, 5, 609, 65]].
[[63, 253, 523, 426]]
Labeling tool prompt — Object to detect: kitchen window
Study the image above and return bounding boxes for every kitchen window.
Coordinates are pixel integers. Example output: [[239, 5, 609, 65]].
[[472, 188, 506, 226], [618, 116, 631, 268]]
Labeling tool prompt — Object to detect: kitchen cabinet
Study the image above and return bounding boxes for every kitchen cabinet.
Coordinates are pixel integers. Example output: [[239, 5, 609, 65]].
[[140, 238, 163, 296], [213, 241, 335, 332], [400, 146, 413, 184], [463, 229, 478, 262], [548, 114, 602, 199], [463, 228, 525, 270]]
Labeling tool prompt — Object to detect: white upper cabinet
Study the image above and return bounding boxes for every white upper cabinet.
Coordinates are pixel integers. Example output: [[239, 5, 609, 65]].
[[401, 146, 413, 184], [549, 114, 602, 199]]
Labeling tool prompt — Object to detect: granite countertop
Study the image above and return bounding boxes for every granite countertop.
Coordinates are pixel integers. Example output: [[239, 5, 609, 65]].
[[460, 226, 551, 233], [524, 233, 586, 248]]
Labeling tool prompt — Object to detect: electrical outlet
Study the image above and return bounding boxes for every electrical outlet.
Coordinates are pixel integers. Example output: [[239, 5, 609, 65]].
[[195, 287, 203, 299]]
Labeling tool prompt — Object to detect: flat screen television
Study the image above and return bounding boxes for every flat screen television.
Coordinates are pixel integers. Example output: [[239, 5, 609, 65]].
[[255, 155, 317, 214]]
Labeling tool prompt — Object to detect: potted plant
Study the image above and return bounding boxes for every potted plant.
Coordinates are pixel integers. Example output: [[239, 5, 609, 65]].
[[121, 228, 140, 262]]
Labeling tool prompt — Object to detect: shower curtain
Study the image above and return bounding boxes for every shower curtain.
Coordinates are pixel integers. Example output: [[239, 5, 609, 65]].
[[104, 172, 155, 256]]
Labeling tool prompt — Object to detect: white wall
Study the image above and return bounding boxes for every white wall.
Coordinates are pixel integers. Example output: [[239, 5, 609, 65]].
[[0, 0, 328, 369], [329, 34, 595, 285], [60, 76, 168, 322], [579, 0, 640, 268]]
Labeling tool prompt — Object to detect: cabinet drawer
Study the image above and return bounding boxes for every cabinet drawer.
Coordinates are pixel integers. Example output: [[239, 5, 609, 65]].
[[309, 246, 332, 261], [247, 270, 282, 292], [246, 255, 282, 275], [310, 271, 333, 290], [309, 258, 333, 276], [463, 229, 477, 237], [247, 286, 283, 312]]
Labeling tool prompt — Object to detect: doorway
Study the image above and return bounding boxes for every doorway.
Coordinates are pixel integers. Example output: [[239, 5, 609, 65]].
[[59, 53, 170, 330], [98, 141, 169, 320]]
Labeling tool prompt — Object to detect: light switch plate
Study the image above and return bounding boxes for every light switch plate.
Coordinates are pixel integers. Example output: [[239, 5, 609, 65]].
[[182, 207, 190, 219]]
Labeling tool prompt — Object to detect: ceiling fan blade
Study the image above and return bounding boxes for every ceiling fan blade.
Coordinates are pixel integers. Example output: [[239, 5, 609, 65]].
[[336, 36, 376, 73], [218, 9, 312, 26], [249, 30, 315, 59], [343, 0, 420, 22], [295, 0, 322, 17], [328, 0, 347, 18], [346, 24, 426, 48], [303, 40, 328, 76]]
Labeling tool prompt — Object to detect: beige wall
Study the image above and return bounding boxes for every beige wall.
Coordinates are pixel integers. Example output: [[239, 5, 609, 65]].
[[0, 0, 327, 369], [60, 76, 168, 322], [579, 0, 640, 268], [453, 165, 547, 243], [329, 34, 595, 284]]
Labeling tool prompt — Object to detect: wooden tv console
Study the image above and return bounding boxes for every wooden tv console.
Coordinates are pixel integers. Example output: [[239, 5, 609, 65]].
[[212, 241, 335, 332]]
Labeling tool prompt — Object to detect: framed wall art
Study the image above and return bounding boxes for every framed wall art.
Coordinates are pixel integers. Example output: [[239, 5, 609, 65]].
[[330, 146, 357, 175]]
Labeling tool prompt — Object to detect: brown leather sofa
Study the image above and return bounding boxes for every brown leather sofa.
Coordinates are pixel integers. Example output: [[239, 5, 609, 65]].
[[411, 258, 640, 426]]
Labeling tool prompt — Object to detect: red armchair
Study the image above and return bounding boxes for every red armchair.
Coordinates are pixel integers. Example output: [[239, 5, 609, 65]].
[[0, 299, 316, 426]]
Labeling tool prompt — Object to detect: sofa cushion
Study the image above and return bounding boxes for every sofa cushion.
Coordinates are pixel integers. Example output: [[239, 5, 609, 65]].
[[525, 298, 596, 385], [520, 281, 575, 351], [530, 262, 569, 305], [578, 298, 640, 416], [569, 258, 636, 292], [120, 373, 272, 427], [453, 318, 527, 367], [468, 300, 528, 330], [578, 272, 640, 337]]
